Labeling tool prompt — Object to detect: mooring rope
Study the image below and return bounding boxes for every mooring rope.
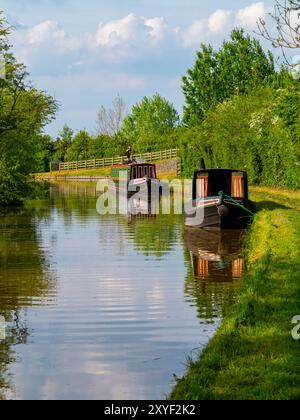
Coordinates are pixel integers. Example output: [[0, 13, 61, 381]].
[[218, 191, 254, 216]]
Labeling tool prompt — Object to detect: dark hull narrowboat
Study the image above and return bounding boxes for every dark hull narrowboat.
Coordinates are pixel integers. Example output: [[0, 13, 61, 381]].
[[111, 162, 160, 201], [185, 160, 254, 229]]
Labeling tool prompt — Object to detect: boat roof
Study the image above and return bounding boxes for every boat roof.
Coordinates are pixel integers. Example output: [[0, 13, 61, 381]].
[[194, 168, 247, 175], [131, 162, 155, 166]]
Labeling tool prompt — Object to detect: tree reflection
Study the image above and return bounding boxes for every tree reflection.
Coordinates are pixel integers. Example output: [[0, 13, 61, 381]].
[[49, 182, 181, 260], [127, 213, 181, 259], [49, 182, 98, 226], [0, 208, 56, 399]]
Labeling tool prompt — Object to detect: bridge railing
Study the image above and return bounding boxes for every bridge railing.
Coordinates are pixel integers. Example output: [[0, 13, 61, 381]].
[[58, 149, 179, 171]]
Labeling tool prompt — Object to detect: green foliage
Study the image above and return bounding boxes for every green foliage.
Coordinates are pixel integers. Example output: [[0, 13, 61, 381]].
[[65, 130, 91, 161], [180, 79, 300, 189], [127, 129, 181, 154], [0, 162, 29, 205], [122, 93, 180, 145], [182, 29, 275, 125], [0, 11, 58, 206], [53, 125, 74, 161], [87, 135, 105, 159], [100, 133, 128, 158], [35, 134, 55, 172]]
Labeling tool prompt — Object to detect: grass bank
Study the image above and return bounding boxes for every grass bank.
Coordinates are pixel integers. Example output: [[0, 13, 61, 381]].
[[170, 186, 300, 400], [35, 168, 112, 178]]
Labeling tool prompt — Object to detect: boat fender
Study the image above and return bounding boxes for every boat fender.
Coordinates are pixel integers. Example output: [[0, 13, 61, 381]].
[[218, 204, 229, 218]]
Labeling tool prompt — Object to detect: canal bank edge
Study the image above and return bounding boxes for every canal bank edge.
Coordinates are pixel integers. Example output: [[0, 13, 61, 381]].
[[170, 186, 300, 400], [34, 159, 180, 182]]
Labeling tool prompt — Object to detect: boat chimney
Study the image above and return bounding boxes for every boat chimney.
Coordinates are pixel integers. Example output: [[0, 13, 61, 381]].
[[200, 158, 206, 170]]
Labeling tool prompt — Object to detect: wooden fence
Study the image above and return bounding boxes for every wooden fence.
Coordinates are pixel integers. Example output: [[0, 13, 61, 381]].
[[57, 149, 179, 171]]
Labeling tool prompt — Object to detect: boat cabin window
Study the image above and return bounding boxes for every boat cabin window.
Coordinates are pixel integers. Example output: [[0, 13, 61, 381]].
[[209, 172, 232, 197], [232, 258, 244, 279], [149, 166, 156, 179], [194, 169, 247, 199], [231, 172, 244, 198], [131, 164, 157, 179], [196, 173, 209, 198], [131, 166, 137, 179], [138, 166, 143, 178], [195, 256, 209, 278]]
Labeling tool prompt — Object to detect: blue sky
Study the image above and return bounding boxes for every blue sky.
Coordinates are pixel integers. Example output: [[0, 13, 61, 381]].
[[0, 1, 285, 137]]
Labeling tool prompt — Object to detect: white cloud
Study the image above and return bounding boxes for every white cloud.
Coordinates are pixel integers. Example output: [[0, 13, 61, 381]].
[[236, 2, 266, 29], [208, 9, 232, 34], [11, 3, 273, 72], [144, 17, 167, 41], [181, 8, 232, 47], [181, 19, 207, 48], [95, 14, 167, 48], [180, 3, 268, 48], [12, 20, 84, 77], [25, 20, 82, 52], [27, 20, 64, 45], [95, 13, 140, 47]]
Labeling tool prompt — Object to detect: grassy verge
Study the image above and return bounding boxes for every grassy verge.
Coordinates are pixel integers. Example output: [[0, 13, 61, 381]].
[[158, 170, 178, 180], [170, 186, 300, 400], [35, 168, 112, 178]]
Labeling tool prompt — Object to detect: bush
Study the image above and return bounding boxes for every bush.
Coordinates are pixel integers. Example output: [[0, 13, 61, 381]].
[[179, 82, 300, 189]]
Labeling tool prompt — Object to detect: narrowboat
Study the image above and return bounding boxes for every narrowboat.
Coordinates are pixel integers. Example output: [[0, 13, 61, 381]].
[[185, 159, 254, 229], [185, 228, 244, 281], [111, 161, 160, 199]]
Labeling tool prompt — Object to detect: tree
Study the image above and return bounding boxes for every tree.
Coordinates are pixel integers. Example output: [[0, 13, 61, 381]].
[[122, 93, 180, 149], [36, 134, 55, 172], [257, 0, 300, 65], [182, 29, 275, 126], [0, 11, 58, 205], [180, 79, 300, 188], [65, 130, 92, 161], [88, 135, 105, 159], [53, 125, 74, 162], [96, 94, 127, 136]]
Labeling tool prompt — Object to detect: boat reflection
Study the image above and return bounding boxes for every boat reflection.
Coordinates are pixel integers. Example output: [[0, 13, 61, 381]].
[[185, 228, 244, 282], [184, 228, 245, 323], [128, 195, 160, 220]]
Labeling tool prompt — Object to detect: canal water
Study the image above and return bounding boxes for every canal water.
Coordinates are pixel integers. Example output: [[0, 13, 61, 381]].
[[0, 182, 244, 400]]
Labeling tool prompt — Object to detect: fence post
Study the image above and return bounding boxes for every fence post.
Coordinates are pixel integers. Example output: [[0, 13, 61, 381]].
[[177, 159, 181, 178]]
